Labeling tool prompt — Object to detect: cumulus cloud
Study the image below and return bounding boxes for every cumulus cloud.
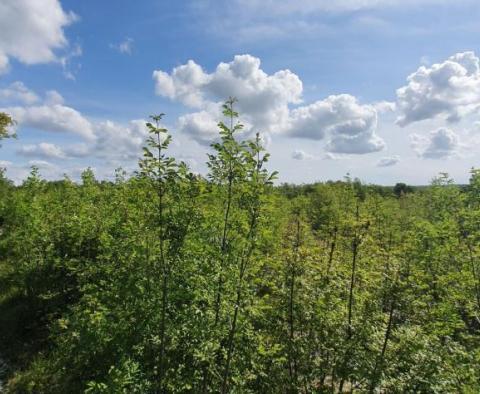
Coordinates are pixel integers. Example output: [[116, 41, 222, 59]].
[[5, 104, 95, 140], [18, 142, 66, 159], [12, 117, 151, 163], [154, 54, 302, 135], [373, 101, 396, 113], [0, 82, 39, 105], [154, 55, 384, 154], [153, 60, 211, 108], [1, 81, 155, 164], [377, 155, 400, 167], [411, 128, 460, 159], [177, 110, 221, 145], [94, 119, 148, 160], [396, 51, 480, 126], [291, 149, 314, 160], [0, 82, 97, 140], [288, 94, 385, 154], [0, 0, 77, 73]]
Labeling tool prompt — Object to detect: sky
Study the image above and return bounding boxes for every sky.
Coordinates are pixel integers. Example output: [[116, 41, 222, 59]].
[[1, 0, 480, 185]]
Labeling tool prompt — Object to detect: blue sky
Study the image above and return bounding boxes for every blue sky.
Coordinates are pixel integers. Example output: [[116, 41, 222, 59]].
[[1, 0, 480, 184]]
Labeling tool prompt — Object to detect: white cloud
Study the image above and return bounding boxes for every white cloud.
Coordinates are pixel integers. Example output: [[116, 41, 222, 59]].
[[0, 160, 13, 167], [18, 142, 66, 159], [64, 143, 90, 158], [27, 159, 59, 171], [396, 51, 480, 126], [5, 116, 150, 175], [288, 94, 385, 154], [232, 21, 330, 44], [94, 119, 148, 160], [232, 0, 470, 14], [59, 43, 82, 80], [291, 149, 314, 160], [177, 110, 220, 145], [5, 104, 95, 140], [0, 0, 77, 73], [373, 101, 396, 113], [411, 128, 460, 159], [0, 83, 94, 140], [45, 90, 65, 105], [111, 37, 134, 55], [153, 60, 211, 108], [1, 82, 154, 163], [154, 54, 302, 135], [377, 155, 400, 167], [154, 55, 384, 154], [323, 152, 340, 160], [0, 82, 39, 105]]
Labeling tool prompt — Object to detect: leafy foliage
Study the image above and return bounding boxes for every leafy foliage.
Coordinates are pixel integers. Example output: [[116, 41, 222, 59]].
[[0, 101, 479, 393], [0, 112, 16, 145]]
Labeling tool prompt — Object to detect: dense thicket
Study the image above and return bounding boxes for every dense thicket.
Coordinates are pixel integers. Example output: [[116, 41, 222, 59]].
[[1, 102, 480, 393]]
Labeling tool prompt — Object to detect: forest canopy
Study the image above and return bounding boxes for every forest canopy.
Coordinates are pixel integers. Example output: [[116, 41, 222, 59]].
[[0, 101, 480, 393]]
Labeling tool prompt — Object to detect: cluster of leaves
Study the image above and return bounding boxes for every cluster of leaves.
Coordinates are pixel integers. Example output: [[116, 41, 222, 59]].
[[0, 112, 16, 146], [1, 102, 480, 392]]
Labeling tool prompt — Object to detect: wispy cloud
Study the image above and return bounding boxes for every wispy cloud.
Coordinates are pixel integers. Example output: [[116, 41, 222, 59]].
[[111, 38, 134, 55]]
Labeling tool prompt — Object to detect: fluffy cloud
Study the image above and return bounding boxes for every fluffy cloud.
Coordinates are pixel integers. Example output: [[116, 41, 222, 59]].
[[5, 104, 95, 140], [373, 101, 396, 113], [18, 142, 66, 159], [291, 149, 314, 160], [12, 119, 150, 164], [1, 82, 153, 163], [411, 128, 460, 159], [0, 82, 39, 104], [94, 119, 148, 160], [154, 54, 302, 133], [0, 82, 96, 140], [288, 94, 385, 154], [396, 52, 480, 126], [0, 0, 77, 73], [153, 60, 211, 108], [377, 155, 400, 167], [154, 56, 384, 154], [177, 110, 221, 145]]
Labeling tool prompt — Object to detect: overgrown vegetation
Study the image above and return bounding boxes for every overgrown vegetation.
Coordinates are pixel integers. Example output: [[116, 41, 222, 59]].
[[1, 102, 480, 393]]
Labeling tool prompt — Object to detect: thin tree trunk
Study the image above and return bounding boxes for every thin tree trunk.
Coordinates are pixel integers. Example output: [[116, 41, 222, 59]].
[[466, 241, 480, 311], [220, 211, 258, 393], [369, 297, 395, 393], [156, 130, 168, 393], [214, 102, 236, 326], [203, 119, 235, 394], [287, 217, 300, 391], [339, 205, 361, 393], [326, 226, 338, 279], [214, 173, 234, 326]]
